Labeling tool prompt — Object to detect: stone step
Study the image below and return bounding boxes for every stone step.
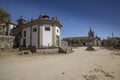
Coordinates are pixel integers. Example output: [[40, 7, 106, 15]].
[[59, 41, 73, 53]]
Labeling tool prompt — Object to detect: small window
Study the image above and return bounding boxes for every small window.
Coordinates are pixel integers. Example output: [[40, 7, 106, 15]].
[[33, 27, 37, 32], [57, 29, 59, 33], [24, 31, 26, 37], [45, 27, 50, 31]]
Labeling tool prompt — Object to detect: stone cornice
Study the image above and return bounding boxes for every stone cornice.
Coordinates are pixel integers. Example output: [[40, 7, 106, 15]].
[[16, 19, 62, 29]]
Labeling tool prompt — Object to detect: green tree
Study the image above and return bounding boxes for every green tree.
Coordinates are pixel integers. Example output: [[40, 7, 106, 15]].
[[102, 37, 120, 48], [111, 38, 118, 47], [75, 39, 81, 44], [0, 8, 10, 23]]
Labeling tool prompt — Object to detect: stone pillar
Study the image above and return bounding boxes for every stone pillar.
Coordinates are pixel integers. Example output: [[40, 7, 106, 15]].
[[30, 26, 32, 46], [38, 25, 40, 48], [40, 26, 43, 47], [52, 26, 56, 47]]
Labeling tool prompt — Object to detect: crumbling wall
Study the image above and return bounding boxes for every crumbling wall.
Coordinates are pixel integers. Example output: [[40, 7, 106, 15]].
[[0, 35, 15, 49], [0, 23, 7, 35]]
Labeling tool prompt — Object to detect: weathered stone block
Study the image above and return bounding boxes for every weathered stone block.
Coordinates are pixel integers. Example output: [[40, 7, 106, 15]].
[[0, 35, 15, 49]]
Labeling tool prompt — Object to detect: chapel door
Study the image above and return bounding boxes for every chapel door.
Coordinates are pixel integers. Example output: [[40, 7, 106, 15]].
[[23, 39, 26, 47]]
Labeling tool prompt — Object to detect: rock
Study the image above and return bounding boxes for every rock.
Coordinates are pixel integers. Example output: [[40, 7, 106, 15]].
[[86, 45, 94, 51]]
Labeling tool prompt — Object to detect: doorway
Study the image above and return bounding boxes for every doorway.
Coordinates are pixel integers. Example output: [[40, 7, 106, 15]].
[[23, 39, 26, 47], [83, 43, 85, 46]]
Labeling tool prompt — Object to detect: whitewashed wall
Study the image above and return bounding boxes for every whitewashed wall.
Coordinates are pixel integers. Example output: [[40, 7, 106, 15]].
[[32, 25, 38, 46], [20, 24, 61, 47], [8, 24, 16, 36], [43, 24, 52, 46]]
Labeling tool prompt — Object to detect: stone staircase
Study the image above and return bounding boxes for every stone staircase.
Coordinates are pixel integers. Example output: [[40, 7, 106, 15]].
[[59, 41, 73, 53]]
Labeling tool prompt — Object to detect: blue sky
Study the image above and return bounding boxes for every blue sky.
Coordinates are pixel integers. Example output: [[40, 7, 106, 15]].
[[0, 0, 120, 39]]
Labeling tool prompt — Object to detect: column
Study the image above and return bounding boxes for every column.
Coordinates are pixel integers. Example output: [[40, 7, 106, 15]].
[[52, 26, 56, 47], [38, 25, 40, 48], [40, 26, 43, 47], [30, 26, 32, 46]]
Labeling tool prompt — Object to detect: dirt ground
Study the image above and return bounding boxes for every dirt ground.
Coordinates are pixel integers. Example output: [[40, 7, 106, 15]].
[[0, 47, 120, 80]]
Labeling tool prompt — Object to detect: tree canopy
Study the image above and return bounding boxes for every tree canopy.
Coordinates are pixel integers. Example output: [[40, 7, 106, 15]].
[[0, 8, 11, 23], [102, 37, 120, 49]]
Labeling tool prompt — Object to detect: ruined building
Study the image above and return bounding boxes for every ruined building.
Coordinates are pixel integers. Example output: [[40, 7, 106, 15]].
[[0, 20, 16, 49]]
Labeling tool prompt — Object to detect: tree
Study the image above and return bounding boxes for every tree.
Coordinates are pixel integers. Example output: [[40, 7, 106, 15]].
[[102, 37, 120, 49], [70, 39, 82, 47], [0, 8, 11, 23]]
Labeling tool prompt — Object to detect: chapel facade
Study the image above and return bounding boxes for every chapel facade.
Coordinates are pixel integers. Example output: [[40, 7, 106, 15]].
[[13, 15, 62, 48]]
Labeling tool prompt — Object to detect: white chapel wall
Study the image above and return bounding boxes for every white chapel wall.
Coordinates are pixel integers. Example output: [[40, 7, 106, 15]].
[[8, 24, 16, 36], [43, 24, 52, 46]]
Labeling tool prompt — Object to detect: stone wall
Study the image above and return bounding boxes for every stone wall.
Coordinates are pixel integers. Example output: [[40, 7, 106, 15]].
[[0, 23, 7, 35], [0, 35, 15, 49]]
